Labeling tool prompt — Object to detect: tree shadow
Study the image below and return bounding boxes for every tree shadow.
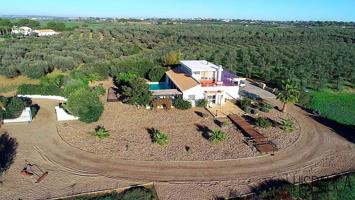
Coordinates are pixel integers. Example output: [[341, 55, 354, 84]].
[[243, 115, 256, 126], [146, 127, 157, 142], [195, 124, 211, 140], [309, 115, 355, 144], [0, 132, 18, 175]]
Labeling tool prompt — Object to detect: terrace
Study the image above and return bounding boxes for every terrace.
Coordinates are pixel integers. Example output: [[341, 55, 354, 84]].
[[200, 70, 240, 87]]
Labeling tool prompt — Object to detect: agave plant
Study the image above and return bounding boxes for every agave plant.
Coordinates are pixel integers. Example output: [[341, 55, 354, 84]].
[[152, 129, 169, 146], [280, 119, 294, 132], [95, 125, 110, 139], [209, 129, 226, 144]]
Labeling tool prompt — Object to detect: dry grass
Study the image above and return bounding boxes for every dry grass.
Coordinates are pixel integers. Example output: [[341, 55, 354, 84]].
[[0, 75, 40, 94]]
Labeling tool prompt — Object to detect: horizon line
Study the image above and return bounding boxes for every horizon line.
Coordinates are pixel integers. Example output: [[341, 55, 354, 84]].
[[1, 14, 355, 23]]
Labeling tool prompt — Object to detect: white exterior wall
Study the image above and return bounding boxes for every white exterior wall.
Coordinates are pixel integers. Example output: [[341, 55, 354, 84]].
[[182, 85, 239, 107]]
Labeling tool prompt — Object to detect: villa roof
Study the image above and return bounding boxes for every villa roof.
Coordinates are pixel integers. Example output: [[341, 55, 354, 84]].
[[180, 60, 221, 72], [166, 67, 199, 91], [34, 29, 56, 33]]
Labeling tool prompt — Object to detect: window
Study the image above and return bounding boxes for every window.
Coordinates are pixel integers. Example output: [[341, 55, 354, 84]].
[[188, 95, 196, 100], [193, 71, 200, 75]]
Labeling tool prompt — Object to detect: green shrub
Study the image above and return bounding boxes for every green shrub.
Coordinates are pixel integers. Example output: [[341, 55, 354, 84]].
[[280, 119, 294, 132], [93, 84, 106, 96], [122, 78, 153, 106], [256, 117, 272, 128], [173, 97, 192, 110], [152, 129, 169, 146], [65, 88, 104, 123], [30, 104, 40, 119], [196, 99, 208, 107], [3, 97, 26, 119], [63, 79, 89, 97], [297, 91, 311, 108], [95, 125, 110, 139], [17, 84, 63, 96], [115, 72, 138, 86], [260, 106, 270, 113], [209, 129, 227, 144], [148, 67, 166, 82], [240, 98, 252, 108]]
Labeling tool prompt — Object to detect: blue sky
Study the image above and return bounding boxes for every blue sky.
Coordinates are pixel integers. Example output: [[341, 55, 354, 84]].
[[1, 0, 355, 21]]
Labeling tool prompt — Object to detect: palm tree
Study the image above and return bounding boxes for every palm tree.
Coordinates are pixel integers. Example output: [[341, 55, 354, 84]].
[[277, 80, 300, 112]]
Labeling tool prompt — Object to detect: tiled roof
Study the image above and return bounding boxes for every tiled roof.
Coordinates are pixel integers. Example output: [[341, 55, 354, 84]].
[[166, 67, 199, 91]]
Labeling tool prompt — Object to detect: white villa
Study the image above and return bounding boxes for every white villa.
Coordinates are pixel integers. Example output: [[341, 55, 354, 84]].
[[33, 29, 59, 37], [149, 60, 245, 107], [11, 26, 32, 35]]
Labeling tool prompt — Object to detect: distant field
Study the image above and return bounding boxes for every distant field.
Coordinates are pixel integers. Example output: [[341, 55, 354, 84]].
[[39, 20, 119, 30]]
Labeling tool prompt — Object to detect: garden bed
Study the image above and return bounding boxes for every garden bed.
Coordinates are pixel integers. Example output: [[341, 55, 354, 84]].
[[57, 101, 300, 161]]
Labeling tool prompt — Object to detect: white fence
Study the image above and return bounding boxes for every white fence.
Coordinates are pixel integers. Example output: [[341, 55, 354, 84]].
[[55, 106, 79, 121], [3, 107, 32, 124], [17, 95, 67, 101]]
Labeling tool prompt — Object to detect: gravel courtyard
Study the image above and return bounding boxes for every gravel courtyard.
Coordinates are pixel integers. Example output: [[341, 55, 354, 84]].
[[58, 101, 300, 161]]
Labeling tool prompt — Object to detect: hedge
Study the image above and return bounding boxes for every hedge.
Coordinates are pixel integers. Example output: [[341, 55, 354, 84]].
[[17, 84, 63, 96]]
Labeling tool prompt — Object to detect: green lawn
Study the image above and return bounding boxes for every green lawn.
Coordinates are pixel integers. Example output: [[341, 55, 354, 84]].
[[309, 90, 355, 126]]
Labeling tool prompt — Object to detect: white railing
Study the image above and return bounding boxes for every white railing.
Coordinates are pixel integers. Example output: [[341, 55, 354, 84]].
[[17, 95, 67, 101], [3, 107, 32, 123]]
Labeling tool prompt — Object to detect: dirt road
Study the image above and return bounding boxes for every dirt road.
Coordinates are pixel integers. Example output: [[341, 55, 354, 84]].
[[2, 99, 354, 199]]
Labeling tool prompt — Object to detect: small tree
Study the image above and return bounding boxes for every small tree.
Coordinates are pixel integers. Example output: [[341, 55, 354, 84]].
[[196, 99, 208, 108], [164, 50, 182, 66], [122, 78, 153, 106], [277, 80, 300, 112], [148, 67, 166, 82], [65, 88, 104, 123], [280, 119, 294, 132], [152, 129, 169, 146], [209, 129, 226, 144]]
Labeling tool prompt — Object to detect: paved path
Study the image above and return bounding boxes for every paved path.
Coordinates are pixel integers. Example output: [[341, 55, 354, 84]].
[[239, 81, 276, 99], [4, 99, 354, 183]]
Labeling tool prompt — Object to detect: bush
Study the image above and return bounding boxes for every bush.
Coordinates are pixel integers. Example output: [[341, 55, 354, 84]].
[[93, 84, 106, 96], [122, 78, 153, 106], [173, 97, 192, 110], [209, 129, 226, 144], [65, 88, 104, 123], [256, 117, 272, 128], [280, 119, 294, 132], [3, 97, 26, 119], [148, 67, 166, 82], [30, 104, 40, 119], [95, 125, 110, 139], [63, 79, 89, 97], [17, 84, 63, 96], [152, 129, 169, 146], [240, 98, 252, 108], [298, 91, 311, 108], [196, 99, 208, 108]]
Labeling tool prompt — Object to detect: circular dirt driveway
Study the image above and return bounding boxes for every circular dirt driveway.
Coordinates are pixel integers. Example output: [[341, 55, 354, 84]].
[[4, 99, 355, 183]]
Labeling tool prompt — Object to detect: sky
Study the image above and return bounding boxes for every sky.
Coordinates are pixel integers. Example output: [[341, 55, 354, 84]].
[[1, 0, 355, 22]]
